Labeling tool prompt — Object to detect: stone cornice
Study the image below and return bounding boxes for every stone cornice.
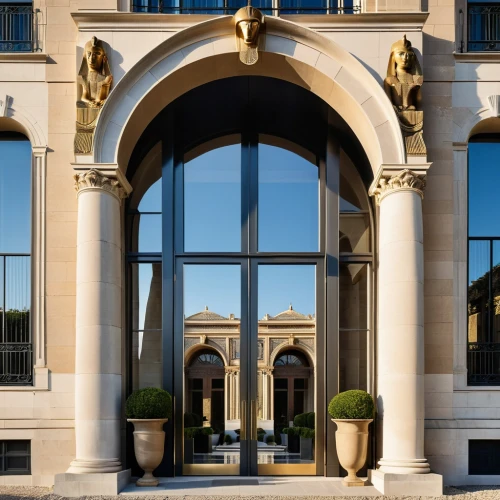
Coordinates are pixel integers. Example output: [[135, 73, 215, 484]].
[[369, 163, 431, 205], [0, 53, 48, 63], [74, 168, 129, 201], [454, 52, 500, 63], [71, 11, 428, 32]]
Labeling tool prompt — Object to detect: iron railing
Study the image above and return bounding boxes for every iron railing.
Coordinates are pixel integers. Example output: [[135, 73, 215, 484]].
[[468, 4, 500, 51], [468, 343, 500, 385], [0, 5, 37, 52], [131, 2, 361, 14]]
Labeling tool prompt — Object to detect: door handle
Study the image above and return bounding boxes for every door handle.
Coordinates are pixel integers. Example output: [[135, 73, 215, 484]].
[[240, 400, 247, 440], [250, 400, 257, 440]]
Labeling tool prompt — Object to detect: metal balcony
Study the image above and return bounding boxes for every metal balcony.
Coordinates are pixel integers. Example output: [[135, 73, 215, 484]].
[[0, 5, 38, 52]]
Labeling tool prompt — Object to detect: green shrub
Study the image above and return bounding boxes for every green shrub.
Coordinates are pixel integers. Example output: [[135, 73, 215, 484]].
[[224, 434, 233, 445], [257, 432, 266, 442], [299, 427, 315, 439], [282, 427, 290, 435], [184, 427, 198, 439], [126, 387, 172, 419], [266, 434, 276, 444], [184, 412, 202, 428], [328, 390, 374, 420], [306, 412, 315, 429], [293, 413, 307, 427], [201, 427, 214, 436]]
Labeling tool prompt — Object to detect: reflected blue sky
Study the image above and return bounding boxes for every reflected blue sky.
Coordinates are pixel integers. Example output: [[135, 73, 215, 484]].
[[468, 142, 500, 285]]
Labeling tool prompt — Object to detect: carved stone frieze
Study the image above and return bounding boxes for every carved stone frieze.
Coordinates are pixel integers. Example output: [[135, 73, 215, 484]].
[[371, 168, 426, 205], [74, 168, 127, 200]]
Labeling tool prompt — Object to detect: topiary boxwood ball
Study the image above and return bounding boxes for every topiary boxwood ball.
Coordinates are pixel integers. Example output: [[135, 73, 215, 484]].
[[126, 387, 172, 419], [328, 390, 374, 420]]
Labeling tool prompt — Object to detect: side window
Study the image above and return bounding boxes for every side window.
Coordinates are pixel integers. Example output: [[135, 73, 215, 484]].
[[467, 138, 500, 385], [0, 134, 32, 385]]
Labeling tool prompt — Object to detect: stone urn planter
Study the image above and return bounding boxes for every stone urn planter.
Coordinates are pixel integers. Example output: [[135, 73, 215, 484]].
[[128, 418, 168, 486], [332, 419, 372, 486], [125, 387, 172, 487], [328, 390, 375, 487]]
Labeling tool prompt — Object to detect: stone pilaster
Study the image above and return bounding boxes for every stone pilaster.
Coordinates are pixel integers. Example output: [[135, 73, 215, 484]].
[[68, 168, 129, 474], [370, 165, 430, 475]]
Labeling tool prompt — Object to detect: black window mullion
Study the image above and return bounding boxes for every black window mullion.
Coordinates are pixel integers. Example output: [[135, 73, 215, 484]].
[[490, 238, 494, 344]]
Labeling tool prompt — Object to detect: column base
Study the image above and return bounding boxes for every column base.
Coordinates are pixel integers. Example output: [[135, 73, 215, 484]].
[[54, 470, 131, 497], [378, 458, 430, 474], [368, 470, 442, 496], [66, 458, 122, 474]]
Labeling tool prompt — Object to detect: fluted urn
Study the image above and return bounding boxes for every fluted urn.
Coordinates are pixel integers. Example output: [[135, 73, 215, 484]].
[[332, 419, 373, 487], [128, 418, 168, 486]]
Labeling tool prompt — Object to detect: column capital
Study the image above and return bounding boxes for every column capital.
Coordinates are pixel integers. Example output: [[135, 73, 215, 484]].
[[369, 163, 431, 205], [73, 168, 130, 201]]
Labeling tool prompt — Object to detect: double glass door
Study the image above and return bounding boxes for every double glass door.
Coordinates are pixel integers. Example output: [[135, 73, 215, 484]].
[[174, 135, 325, 475]]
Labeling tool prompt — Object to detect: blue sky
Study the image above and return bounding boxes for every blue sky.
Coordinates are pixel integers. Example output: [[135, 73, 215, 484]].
[[0, 139, 31, 312], [468, 142, 500, 285]]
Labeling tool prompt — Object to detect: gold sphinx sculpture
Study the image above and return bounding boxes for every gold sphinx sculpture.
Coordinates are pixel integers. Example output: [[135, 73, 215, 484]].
[[234, 1, 264, 66], [75, 36, 113, 155], [384, 35, 426, 156]]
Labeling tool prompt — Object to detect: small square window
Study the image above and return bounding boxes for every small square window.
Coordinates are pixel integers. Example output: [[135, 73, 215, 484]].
[[0, 441, 30, 475]]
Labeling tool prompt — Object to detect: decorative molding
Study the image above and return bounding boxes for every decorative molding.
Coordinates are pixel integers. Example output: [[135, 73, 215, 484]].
[[0, 95, 11, 117], [370, 168, 426, 205], [74, 168, 128, 200], [454, 51, 500, 63], [0, 53, 47, 62], [71, 11, 428, 32]]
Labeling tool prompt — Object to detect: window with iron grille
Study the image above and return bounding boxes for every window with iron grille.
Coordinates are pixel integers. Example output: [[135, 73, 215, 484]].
[[469, 440, 500, 474], [467, 136, 500, 385], [0, 133, 32, 386], [0, 2, 36, 52], [467, 0, 500, 51], [0, 441, 31, 475]]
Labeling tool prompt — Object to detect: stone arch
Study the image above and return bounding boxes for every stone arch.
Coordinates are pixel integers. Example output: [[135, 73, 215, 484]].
[[93, 15, 405, 174], [185, 343, 229, 368], [0, 100, 47, 148], [456, 106, 500, 144], [270, 343, 314, 368]]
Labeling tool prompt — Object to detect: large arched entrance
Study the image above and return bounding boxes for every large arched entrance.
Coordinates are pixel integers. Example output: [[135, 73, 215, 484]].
[[125, 76, 374, 477]]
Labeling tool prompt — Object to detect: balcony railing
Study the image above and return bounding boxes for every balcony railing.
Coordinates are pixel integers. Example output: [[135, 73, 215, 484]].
[[0, 5, 38, 52], [468, 343, 500, 385], [132, 1, 361, 14], [468, 4, 500, 51]]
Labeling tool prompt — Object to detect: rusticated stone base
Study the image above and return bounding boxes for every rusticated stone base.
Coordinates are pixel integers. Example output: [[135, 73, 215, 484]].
[[368, 470, 443, 496], [53, 470, 131, 497]]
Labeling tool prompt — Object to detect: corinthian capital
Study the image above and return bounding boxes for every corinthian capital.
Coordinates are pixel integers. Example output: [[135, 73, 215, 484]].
[[371, 168, 426, 205], [74, 168, 128, 201]]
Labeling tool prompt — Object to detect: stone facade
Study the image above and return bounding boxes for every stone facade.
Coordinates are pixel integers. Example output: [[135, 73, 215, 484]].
[[0, 0, 498, 490]]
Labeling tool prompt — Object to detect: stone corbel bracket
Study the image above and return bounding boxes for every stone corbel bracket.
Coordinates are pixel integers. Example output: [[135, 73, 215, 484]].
[[0, 95, 12, 117], [369, 162, 432, 205], [488, 95, 500, 118]]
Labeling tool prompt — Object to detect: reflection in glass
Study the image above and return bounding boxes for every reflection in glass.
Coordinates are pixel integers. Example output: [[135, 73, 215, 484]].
[[279, 0, 326, 14], [258, 143, 319, 252], [258, 264, 316, 465], [131, 263, 162, 390], [184, 143, 241, 252], [339, 331, 368, 392], [339, 214, 370, 253], [468, 240, 490, 344], [339, 263, 368, 330], [138, 178, 162, 213], [469, 142, 500, 237], [0, 138, 31, 254], [183, 265, 240, 465]]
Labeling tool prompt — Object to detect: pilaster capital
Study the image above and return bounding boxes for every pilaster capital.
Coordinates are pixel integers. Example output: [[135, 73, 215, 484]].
[[32, 146, 48, 158], [369, 163, 431, 205], [73, 164, 132, 202]]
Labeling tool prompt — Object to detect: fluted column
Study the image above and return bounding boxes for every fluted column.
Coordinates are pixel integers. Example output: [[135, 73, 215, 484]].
[[68, 168, 129, 474], [370, 166, 430, 475]]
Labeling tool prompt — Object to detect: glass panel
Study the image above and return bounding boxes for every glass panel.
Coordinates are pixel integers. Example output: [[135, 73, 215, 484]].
[[259, 264, 316, 465], [339, 263, 368, 330], [227, 0, 272, 14], [469, 143, 500, 237], [339, 214, 370, 253], [0, 139, 31, 254], [131, 263, 162, 390], [340, 153, 369, 213], [339, 331, 368, 392], [468, 240, 490, 344], [135, 214, 161, 253], [6, 456, 29, 471], [493, 241, 500, 343], [181, 0, 224, 14], [5, 441, 29, 454], [258, 143, 319, 252], [184, 142, 241, 252], [279, 0, 326, 15], [183, 265, 241, 465], [138, 178, 162, 213]]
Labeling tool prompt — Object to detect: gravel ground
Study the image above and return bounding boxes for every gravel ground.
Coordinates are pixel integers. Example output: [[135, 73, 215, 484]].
[[1, 486, 500, 500]]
